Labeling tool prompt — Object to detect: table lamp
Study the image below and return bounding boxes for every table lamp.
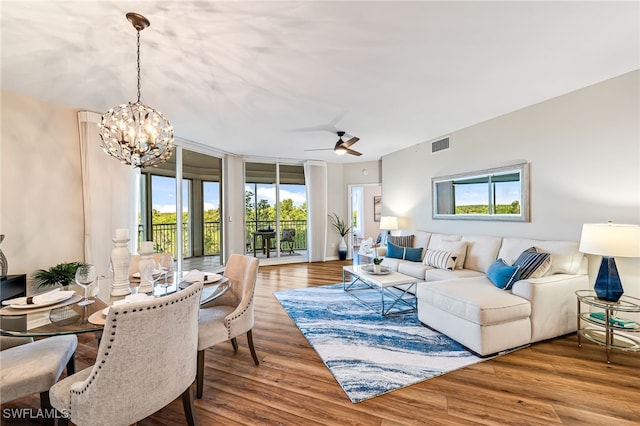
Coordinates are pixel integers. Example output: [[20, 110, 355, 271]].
[[578, 222, 640, 302], [379, 216, 398, 244]]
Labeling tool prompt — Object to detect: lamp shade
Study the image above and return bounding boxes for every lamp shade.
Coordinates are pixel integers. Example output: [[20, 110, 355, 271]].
[[579, 223, 640, 258], [379, 216, 398, 230]]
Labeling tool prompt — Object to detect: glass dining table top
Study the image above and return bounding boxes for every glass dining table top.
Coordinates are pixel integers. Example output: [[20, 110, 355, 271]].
[[0, 273, 229, 338]]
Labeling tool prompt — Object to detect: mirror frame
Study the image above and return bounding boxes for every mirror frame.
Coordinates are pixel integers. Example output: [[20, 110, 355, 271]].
[[432, 162, 530, 222]]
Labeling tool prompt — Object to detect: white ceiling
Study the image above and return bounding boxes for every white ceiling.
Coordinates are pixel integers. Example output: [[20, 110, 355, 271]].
[[2, 1, 638, 164]]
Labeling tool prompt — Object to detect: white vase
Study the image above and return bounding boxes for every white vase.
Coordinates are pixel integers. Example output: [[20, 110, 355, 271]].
[[374, 264, 381, 274], [338, 236, 348, 260], [110, 230, 132, 296]]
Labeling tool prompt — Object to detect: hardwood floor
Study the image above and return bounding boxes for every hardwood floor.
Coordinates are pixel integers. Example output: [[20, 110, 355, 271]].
[[2, 261, 639, 425]]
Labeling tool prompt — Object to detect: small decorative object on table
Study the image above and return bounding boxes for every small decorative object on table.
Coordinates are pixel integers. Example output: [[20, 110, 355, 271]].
[[373, 257, 383, 274], [110, 228, 132, 296], [137, 241, 155, 293]]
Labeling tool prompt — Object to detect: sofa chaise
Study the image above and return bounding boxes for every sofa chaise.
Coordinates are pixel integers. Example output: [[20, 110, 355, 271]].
[[377, 231, 589, 356]]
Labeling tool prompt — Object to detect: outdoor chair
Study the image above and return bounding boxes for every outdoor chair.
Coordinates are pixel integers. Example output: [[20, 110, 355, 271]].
[[281, 229, 296, 254]]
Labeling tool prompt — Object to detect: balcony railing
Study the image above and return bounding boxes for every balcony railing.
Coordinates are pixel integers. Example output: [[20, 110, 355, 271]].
[[138, 219, 307, 258]]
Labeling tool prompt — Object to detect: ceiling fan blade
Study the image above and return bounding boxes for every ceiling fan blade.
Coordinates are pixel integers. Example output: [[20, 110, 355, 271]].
[[345, 148, 362, 156], [304, 148, 334, 152], [340, 136, 359, 149]]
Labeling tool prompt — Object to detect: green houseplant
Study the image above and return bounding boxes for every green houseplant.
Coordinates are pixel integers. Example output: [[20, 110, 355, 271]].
[[329, 213, 351, 260], [34, 261, 86, 288]]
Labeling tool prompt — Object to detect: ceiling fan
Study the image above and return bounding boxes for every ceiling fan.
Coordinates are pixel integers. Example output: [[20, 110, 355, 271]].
[[305, 131, 362, 156]]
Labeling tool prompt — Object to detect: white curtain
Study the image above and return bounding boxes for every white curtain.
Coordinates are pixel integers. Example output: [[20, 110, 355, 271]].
[[304, 161, 327, 262], [77, 111, 137, 283]]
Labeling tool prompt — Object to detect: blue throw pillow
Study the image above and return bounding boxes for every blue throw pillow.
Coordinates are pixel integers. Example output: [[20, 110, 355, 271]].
[[486, 259, 521, 290], [387, 242, 423, 262], [387, 242, 405, 259], [404, 246, 423, 262]]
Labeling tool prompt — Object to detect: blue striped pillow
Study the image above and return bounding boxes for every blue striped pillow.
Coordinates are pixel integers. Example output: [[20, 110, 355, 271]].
[[513, 247, 552, 279]]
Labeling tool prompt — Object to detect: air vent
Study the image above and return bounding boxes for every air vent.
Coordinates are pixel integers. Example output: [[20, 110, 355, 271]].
[[431, 137, 450, 154]]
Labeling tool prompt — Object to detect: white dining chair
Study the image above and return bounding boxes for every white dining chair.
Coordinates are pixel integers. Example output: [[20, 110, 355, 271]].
[[197, 254, 260, 399], [49, 282, 203, 426], [0, 335, 77, 419]]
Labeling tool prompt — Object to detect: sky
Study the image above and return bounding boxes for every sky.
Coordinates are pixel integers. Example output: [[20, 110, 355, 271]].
[[151, 176, 306, 213], [455, 182, 521, 205], [246, 184, 307, 207]]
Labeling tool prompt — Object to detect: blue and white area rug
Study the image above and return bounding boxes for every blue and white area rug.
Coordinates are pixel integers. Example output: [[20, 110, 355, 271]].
[[274, 283, 490, 403]]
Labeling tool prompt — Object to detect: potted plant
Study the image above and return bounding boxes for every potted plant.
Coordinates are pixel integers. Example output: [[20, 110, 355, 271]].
[[329, 213, 351, 260], [373, 256, 383, 273], [34, 261, 85, 288]]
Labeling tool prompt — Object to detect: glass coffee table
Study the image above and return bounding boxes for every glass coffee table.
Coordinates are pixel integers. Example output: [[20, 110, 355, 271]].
[[343, 264, 417, 316]]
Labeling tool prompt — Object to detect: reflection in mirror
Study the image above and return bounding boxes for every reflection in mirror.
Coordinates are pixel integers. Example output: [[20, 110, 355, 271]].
[[433, 163, 529, 221]]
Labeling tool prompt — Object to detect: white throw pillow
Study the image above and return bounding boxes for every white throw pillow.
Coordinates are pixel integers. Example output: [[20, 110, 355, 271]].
[[423, 249, 457, 271], [440, 240, 468, 269]]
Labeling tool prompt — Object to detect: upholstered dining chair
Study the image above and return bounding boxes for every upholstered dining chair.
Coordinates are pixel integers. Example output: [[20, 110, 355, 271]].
[[197, 254, 259, 399], [280, 228, 296, 254], [49, 282, 203, 426], [0, 335, 77, 418]]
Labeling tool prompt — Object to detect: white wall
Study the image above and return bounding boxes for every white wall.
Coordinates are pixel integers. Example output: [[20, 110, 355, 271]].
[[1, 91, 84, 293], [382, 70, 640, 298], [362, 185, 382, 241]]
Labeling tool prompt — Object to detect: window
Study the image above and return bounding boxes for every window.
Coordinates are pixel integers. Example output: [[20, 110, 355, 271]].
[[432, 163, 529, 222]]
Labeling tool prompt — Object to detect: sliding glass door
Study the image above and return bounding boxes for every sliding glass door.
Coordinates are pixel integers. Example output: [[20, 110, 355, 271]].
[[138, 147, 223, 271], [245, 162, 307, 261]]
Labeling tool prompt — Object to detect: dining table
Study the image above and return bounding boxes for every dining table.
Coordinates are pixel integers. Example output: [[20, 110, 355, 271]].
[[0, 272, 230, 338]]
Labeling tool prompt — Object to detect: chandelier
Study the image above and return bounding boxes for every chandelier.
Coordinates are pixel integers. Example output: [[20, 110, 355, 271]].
[[98, 13, 174, 168]]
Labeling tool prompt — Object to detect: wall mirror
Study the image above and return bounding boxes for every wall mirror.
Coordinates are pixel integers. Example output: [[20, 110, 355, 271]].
[[432, 162, 530, 222]]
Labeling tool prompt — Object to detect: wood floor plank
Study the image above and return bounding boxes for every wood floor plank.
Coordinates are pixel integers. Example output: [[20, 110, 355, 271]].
[[2, 260, 639, 425]]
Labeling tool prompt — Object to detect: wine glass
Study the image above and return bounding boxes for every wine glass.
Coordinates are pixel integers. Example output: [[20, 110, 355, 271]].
[[158, 254, 175, 296], [75, 264, 97, 306], [141, 261, 159, 295]]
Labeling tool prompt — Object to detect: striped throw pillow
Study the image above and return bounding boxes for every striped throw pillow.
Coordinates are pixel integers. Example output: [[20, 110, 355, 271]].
[[388, 235, 414, 248], [513, 247, 552, 279], [423, 249, 457, 271]]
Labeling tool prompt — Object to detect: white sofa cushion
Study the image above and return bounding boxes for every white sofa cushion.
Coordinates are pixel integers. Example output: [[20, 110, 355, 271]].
[[398, 261, 429, 280], [498, 238, 584, 275], [417, 277, 531, 326], [428, 233, 462, 249], [462, 235, 503, 273], [425, 268, 485, 282]]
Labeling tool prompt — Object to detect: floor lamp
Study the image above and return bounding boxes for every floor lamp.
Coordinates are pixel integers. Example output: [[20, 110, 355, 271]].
[[579, 222, 640, 302]]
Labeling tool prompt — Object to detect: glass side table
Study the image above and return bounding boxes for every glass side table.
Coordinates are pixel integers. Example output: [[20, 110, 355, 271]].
[[575, 290, 640, 363]]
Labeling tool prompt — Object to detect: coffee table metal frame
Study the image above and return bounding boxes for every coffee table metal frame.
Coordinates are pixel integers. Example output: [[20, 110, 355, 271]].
[[342, 265, 417, 316]]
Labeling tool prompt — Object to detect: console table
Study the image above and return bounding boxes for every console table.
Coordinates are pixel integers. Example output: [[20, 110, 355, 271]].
[[1, 274, 27, 303], [575, 290, 640, 363]]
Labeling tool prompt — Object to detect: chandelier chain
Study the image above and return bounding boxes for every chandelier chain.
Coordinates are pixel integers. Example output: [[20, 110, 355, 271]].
[[136, 30, 141, 103]]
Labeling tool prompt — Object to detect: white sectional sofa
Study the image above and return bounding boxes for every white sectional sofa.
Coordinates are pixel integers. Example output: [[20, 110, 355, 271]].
[[377, 231, 589, 356]]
